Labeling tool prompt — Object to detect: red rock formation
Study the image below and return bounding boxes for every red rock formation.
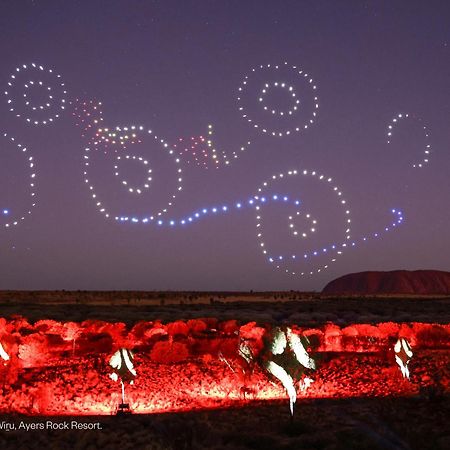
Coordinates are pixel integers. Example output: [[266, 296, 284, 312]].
[[322, 270, 450, 295]]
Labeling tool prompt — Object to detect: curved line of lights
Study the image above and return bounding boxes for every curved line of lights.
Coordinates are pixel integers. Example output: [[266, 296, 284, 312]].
[[1, 133, 37, 228], [100, 165, 404, 277], [387, 113, 432, 168]]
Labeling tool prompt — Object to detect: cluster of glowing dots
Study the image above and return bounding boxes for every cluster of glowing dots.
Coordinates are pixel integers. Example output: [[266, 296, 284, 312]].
[[173, 134, 210, 168], [4, 63, 67, 125], [96, 125, 142, 148], [1, 133, 36, 228], [387, 113, 431, 168], [174, 125, 250, 169], [238, 62, 319, 137], [72, 99, 104, 139], [83, 126, 182, 220], [205, 124, 251, 167]]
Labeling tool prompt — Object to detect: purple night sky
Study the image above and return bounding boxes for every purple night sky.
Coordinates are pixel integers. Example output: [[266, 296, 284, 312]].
[[0, 0, 449, 291]]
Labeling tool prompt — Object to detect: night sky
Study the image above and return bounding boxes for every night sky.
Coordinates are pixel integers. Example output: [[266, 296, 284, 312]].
[[0, 0, 449, 291]]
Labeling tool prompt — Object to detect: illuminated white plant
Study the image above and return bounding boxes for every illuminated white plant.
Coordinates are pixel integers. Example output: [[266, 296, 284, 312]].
[[394, 338, 413, 379], [0, 342, 9, 361], [109, 348, 137, 404]]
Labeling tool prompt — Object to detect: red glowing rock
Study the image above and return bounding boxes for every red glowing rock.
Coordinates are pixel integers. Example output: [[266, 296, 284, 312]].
[[323, 270, 450, 295]]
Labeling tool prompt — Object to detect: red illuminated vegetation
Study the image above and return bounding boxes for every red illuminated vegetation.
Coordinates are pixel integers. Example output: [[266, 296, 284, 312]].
[[0, 316, 448, 416]]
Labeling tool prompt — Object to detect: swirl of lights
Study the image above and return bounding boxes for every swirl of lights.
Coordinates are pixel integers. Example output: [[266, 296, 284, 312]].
[[255, 169, 351, 275], [387, 113, 432, 168], [4, 63, 67, 125], [1, 133, 37, 228], [83, 125, 182, 221], [237, 62, 319, 137]]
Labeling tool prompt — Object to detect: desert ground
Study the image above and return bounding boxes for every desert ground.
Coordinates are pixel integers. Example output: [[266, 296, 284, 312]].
[[0, 292, 449, 449]]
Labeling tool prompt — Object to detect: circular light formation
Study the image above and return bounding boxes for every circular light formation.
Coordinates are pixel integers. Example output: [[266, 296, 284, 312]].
[[237, 62, 319, 137], [5, 63, 67, 125], [1, 133, 37, 228], [387, 113, 432, 168], [259, 82, 299, 116], [255, 169, 351, 276], [288, 211, 317, 239], [114, 154, 152, 195], [83, 125, 182, 222]]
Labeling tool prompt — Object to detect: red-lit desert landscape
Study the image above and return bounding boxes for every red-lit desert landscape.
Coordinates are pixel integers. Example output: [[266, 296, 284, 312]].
[[0, 276, 449, 449]]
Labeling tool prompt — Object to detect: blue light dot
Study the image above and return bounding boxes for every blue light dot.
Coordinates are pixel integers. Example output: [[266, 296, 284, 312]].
[[236, 203, 242, 208], [2, 209, 9, 215]]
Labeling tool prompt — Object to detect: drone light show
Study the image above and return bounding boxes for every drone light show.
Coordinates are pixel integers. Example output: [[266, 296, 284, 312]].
[[0, 2, 449, 449]]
